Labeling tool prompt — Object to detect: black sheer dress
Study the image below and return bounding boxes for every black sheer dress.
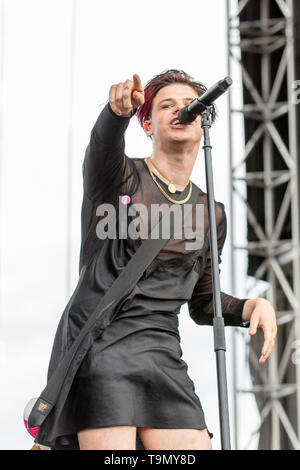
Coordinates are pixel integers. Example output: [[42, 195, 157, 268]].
[[35, 103, 249, 449]]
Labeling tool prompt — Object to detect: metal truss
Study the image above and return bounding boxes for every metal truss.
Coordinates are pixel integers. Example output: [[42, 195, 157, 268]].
[[227, 0, 300, 449]]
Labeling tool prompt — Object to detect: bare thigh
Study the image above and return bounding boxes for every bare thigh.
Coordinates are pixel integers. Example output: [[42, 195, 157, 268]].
[[77, 425, 137, 450], [138, 427, 213, 450]]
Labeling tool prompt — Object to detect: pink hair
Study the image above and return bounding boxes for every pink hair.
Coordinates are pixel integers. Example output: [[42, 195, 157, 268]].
[[136, 85, 154, 127]]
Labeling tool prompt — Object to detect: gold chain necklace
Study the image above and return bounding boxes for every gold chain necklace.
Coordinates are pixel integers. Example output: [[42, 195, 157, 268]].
[[145, 157, 192, 204], [147, 156, 190, 194]]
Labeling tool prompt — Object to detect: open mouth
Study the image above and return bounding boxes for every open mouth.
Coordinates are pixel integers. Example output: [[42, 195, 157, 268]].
[[170, 119, 189, 128]]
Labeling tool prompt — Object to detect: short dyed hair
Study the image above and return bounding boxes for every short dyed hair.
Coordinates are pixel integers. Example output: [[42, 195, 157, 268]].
[[136, 69, 217, 127]]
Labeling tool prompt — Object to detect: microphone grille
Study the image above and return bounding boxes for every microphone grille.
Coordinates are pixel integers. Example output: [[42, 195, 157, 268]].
[[220, 77, 233, 90]]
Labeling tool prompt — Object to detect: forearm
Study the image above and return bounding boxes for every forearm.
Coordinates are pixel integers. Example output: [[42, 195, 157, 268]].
[[83, 103, 132, 199], [91, 102, 132, 147], [188, 291, 249, 327]]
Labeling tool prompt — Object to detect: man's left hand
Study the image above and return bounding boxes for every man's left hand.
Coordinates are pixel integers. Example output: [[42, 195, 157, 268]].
[[242, 298, 278, 364]]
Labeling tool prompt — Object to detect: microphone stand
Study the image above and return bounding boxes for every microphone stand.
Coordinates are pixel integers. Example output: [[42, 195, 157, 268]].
[[200, 106, 231, 450]]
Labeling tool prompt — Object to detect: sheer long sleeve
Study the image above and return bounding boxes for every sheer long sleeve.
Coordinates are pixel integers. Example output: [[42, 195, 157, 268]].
[[82, 102, 136, 202], [188, 202, 249, 327], [79, 103, 138, 271]]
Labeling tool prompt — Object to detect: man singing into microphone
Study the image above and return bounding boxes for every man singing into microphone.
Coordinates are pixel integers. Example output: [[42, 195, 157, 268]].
[[35, 70, 277, 450]]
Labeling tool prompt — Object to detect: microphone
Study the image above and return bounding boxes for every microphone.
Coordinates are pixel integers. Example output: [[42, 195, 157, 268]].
[[177, 76, 233, 124]]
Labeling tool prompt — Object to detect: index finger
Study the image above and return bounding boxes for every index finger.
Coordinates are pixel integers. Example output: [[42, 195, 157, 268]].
[[132, 73, 143, 92], [262, 326, 273, 356]]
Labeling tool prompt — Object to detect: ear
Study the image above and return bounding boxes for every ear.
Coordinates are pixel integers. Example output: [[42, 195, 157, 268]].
[[143, 120, 153, 137]]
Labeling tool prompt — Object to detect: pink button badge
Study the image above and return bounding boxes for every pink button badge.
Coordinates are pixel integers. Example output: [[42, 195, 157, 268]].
[[121, 195, 131, 205]]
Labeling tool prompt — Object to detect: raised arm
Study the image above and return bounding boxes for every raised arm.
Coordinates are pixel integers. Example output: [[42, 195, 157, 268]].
[[188, 202, 249, 327], [82, 74, 145, 201]]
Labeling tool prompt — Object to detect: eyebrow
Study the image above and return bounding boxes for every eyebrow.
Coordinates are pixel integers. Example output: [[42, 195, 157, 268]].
[[157, 97, 195, 105]]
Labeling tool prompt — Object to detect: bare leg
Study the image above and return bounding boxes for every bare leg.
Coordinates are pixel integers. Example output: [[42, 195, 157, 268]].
[[138, 427, 213, 450], [77, 425, 137, 450]]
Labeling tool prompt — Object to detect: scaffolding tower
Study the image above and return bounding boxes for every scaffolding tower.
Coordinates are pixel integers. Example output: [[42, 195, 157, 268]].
[[227, 0, 300, 449]]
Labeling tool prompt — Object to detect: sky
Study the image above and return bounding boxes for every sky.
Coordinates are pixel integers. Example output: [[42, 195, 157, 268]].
[[0, 0, 261, 450]]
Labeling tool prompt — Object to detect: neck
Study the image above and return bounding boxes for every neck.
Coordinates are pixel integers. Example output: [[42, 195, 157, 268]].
[[149, 143, 200, 190]]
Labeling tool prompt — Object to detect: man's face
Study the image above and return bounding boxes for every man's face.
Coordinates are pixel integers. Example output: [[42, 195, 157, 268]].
[[143, 83, 204, 147]]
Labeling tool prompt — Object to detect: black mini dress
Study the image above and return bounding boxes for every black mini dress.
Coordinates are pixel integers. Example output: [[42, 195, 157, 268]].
[[35, 103, 249, 450]]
